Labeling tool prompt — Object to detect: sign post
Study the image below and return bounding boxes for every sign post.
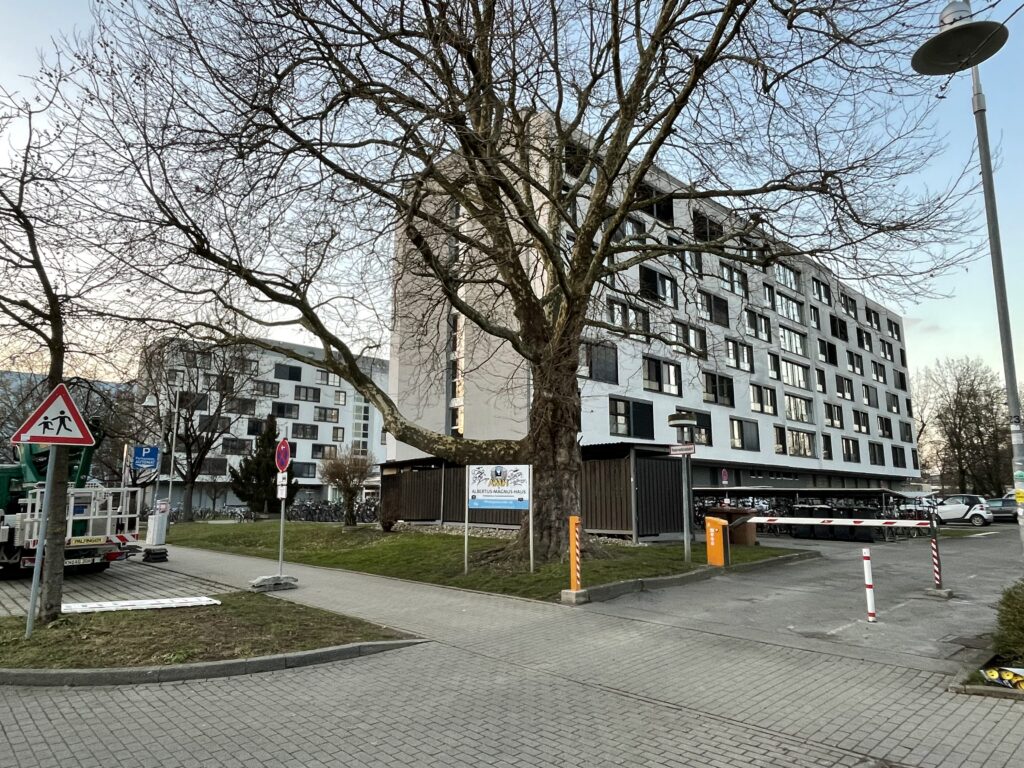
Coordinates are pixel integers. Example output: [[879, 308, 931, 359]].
[[250, 438, 298, 592], [11, 383, 96, 638], [466, 465, 532, 574], [670, 444, 696, 562]]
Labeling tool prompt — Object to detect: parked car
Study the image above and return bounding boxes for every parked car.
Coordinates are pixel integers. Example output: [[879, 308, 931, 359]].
[[987, 498, 1021, 522], [897, 494, 992, 526]]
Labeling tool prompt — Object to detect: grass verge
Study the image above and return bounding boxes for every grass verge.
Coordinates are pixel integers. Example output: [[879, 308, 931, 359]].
[[168, 522, 799, 601], [0, 591, 406, 669]]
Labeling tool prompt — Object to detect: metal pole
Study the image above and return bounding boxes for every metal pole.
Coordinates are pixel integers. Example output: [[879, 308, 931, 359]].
[[681, 453, 691, 563], [166, 390, 180, 513], [862, 547, 877, 623], [278, 495, 286, 576], [528, 464, 534, 573], [464, 469, 470, 575], [970, 66, 1024, 554], [25, 449, 57, 638]]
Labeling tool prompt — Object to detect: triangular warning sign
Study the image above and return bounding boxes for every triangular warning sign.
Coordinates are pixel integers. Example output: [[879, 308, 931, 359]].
[[11, 383, 95, 446]]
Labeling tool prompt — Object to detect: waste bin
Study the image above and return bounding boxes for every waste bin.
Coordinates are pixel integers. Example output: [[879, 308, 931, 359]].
[[145, 511, 168, 546], [708, 507, 757, 546]]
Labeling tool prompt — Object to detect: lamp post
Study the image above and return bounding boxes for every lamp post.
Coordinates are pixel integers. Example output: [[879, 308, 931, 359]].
[[143, 389, 181, 515], [668, 411, 698, 562], [912, 2, 1024, 551]]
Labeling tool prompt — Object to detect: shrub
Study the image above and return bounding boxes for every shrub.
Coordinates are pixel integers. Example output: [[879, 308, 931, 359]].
[[993, 580, 1024, 665], [379, 502, 399, 533]]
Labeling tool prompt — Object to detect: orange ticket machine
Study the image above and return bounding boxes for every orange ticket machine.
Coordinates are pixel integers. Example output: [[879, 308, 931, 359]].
[[705, 516, 731, 567]]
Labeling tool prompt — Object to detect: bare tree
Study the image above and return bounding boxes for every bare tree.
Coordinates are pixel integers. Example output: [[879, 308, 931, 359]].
[[319, 448, 376, 528], [138, 337, 264, 520], [917, 358, 1011, 496], [62, 0, 977, 560]]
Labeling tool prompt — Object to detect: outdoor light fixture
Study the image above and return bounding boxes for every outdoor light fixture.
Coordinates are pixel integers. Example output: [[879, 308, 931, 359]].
[[912, 2, 1024, 549], [668, 411, 698, 562]]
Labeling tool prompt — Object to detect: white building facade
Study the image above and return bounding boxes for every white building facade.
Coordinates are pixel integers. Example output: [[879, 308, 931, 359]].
[[146, 340, 388, 509]]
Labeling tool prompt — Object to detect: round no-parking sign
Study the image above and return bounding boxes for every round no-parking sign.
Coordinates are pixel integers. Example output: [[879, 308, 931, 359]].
[[275, 439, 291, 472]]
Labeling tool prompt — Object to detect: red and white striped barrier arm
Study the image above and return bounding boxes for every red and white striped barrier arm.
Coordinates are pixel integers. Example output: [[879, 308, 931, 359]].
[[746, 516, 931, 529]]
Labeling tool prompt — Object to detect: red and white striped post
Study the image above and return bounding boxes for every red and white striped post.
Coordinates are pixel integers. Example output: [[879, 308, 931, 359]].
[[930, 521, 943, 590], [862, 547, 877, 623]]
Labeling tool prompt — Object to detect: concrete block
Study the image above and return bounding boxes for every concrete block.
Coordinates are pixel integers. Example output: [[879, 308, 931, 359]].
[[924, 587, 954, 599], [560, 589, 591, 605]]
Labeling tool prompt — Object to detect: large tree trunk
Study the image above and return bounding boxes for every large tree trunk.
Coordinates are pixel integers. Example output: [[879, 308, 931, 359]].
[[181, 482, 195, 521], [343, 489, 357, 527], [513, 346, 584, 562], [40, 445, 70, 623]]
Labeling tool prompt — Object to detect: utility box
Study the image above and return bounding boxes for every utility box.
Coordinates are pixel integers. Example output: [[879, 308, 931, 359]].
[[706, 516, 730, 567]]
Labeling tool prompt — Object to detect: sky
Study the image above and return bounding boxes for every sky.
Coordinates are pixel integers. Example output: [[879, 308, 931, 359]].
[[1, 0, 1022, 381]]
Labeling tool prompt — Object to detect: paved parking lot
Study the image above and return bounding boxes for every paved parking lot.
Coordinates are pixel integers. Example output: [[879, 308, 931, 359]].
[[0, 559, 233, 616]]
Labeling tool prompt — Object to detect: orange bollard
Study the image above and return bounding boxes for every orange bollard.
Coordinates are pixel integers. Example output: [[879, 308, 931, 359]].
[[568, 515, 582, 591]]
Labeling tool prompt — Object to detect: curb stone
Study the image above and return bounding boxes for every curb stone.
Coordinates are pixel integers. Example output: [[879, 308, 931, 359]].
[[561, 550, 821, 605], [947, 648, 1024, 699], [0, 639, 427, 687]]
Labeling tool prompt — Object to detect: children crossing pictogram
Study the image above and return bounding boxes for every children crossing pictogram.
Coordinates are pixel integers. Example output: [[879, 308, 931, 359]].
[[10, 383, 95, 446]]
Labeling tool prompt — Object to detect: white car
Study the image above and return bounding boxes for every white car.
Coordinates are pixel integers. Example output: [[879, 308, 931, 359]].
[[897, 494, 993, 526]]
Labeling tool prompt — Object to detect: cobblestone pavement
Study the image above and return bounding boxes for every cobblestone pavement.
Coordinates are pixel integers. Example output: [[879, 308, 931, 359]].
[[0, 559, 232, 616], [2, 532, 1023, 768]]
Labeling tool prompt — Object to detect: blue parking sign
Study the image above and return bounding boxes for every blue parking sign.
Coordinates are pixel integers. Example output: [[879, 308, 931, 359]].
[[132, 445, 160, 470]]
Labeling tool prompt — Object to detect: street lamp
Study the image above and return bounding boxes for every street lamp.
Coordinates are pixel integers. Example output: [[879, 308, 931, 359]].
[[668, 411, 698, 562], [912, 2, 1024, 551]]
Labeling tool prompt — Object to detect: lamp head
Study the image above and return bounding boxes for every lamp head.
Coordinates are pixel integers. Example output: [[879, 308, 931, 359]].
[[912, 1, 1008, 75], [667, 411, 697, 429]]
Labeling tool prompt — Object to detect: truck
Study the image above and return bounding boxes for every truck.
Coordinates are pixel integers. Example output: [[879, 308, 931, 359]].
[[0, 437, 141, 574]]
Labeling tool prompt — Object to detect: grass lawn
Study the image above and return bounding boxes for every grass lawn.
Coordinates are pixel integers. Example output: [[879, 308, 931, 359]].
[[167, 522, 799, 601], [0, 592, 406, 669]]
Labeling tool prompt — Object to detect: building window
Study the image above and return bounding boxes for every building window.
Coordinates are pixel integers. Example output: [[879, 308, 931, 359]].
[[609, 398, 654, 439], [332, 426, 346, 442], [892, 446, 907, 468], [774, 263, 800, 291], [787, 429, 815, 458], [785, 394, 813, 424], [292, 423, 319, 440], [271, 402, 300, 419], [313, 407, 340, 423], [334, 390, 347, 406], [184, 350, 212, 369], [880, 340, 894, 361], [900, 348, 907, 368], [672, 323, 708, 358], [608, 299, 651, 335], [815, 368, 827, 393], [693, 209, 723, 242], [246, 418, 264, 436], [906, 398, 914, 417], [643, 357, 682, 396], [691, 411, 713, 445], [768, 353, 781, 380], [887, 318, 902, 340], [763, 283, 775, 307], [730, 418, 760, 451], [579, 342, 619, 384], [749, 384, 778, 415], [315, 369, 342, 386], [894, 370, 908, 391], [900, 421, 913, 443], [839, 293, 857, 318], [779, 326, 807, 357], [865, 307, 881, 331], [824, 403, 844, 429], [744, 310, 771, 342], [912, 448, 919, 469], [274, 363, 303, 381], [703, 373, 735, 407], [720, 262, 748, 298], [725, 340, 754, 372], [294, 385, 321, 403], [836, 375, 853, 400], [818, 337, 838, 365], [857, 328, 873, 353], [812, 278, 832, 305], [311, 444, 338, 460], [200, 457, 228, 476], [774, 425, 787, 455], [830, 315, 849, 342], [871, 361, 887, 384], [842, 437, 861, 463], [886, 392, 900, 414], [853, 410, 870, 434], [822, 434, 833, 460], [781, 360, 809, 390], [639, 266, 679, 307], [224, 397, 256, 415], [868, 442, 885, 466], [292, 462, 317, 479], [877, 416, 894, 439], [810, 306, 821, 330], [221, 438, 252, 455], [847, 351, 864, 376], [862, 384, 878, 409], [696, 291, 730, 327], [680, 248, 703, 275], [774, 293, 803, 323], [254, 380, 280, 398]]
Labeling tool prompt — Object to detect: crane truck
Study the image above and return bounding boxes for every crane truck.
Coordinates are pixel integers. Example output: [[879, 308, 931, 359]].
[[0, 435, 140, 574]]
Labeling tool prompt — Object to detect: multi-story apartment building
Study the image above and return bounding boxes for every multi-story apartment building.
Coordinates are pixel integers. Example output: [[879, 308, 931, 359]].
[[144, 339, 388, 508], [388, 145, 920, 491]]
